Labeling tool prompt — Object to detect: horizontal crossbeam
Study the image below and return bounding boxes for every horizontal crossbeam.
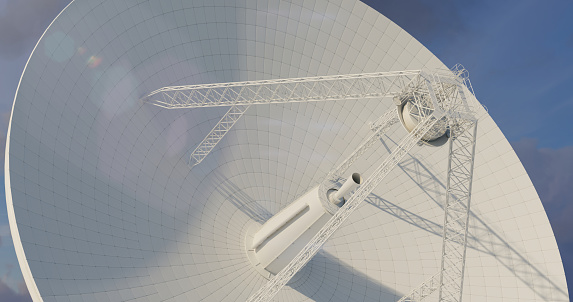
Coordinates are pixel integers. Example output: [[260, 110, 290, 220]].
[[143, 66, 482, 302], [142, 70, 423, 109]]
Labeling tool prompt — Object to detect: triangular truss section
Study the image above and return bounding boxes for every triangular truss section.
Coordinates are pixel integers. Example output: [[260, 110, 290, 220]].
[[142, 67, 483, 302]]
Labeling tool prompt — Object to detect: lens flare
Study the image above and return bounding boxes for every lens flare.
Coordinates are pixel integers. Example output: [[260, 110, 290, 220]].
[[87, 55, 102, 68]]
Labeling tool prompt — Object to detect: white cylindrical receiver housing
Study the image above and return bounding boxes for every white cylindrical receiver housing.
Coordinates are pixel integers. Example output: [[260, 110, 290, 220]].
[[330, 173, 362, 205], [401, 102, 447, 141]]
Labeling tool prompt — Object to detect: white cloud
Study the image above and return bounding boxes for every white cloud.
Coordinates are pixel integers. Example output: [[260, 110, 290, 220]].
[[511, 138, 573, 243], [0, 277, 31, 302]]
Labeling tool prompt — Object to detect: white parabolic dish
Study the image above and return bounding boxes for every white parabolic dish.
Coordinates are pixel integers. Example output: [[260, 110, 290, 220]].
[[5, 0, 569, 301]]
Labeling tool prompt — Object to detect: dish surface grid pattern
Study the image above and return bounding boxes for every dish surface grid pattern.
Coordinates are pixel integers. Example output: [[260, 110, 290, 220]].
[[5, 0, 568, 301]]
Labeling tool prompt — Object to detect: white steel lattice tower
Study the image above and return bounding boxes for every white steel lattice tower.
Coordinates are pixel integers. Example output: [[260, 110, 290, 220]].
[[5, 0, 569, 302]]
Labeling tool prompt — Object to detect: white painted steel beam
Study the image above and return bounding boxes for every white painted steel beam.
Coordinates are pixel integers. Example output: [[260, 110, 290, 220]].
[[397, 273, 441, 302], [141, 70, 422, 108], [167, 71, 424, 169], [395, 66, 478, 302], [324, 108, 399, 186], [188, 105, 249, 167], [144, 67, 480, 302], [246, 70, 478, 302], [395, 121, 477, 302], [438, 120, 478, 302], [247, 107, 446, 302], [146, 69, 481, 172]]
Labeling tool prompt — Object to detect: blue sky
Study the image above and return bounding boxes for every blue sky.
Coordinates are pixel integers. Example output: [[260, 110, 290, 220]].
[[0, 0, 571, 301]]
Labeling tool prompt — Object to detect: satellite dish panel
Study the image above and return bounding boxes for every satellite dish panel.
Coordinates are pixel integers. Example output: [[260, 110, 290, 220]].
[[5, 0, 568, 301]]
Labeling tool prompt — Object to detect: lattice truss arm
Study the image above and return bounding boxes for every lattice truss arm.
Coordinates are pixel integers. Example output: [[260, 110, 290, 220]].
[[141, 70, 422, 108], [144, 69, 479, 170], [398, 273, 441, 302], [396, 119, 477, 302], [188, 105, 249, 167], [247, 77, 449, 301], [438, 119, 478, 302], [143, 66, 481, 302], [246, 70, 478, 302], [325, 108, 400, 184], [172, 70, 426, 168]]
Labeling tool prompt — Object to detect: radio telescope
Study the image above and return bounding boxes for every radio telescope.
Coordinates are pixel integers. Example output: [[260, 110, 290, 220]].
[[5, 0, 569, 302]]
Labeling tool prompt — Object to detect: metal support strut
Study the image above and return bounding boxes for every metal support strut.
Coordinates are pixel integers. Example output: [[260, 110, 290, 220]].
[[151, 71, 423, 169], [397, 120, 477, 302], [398, 273, 441, 302], [142, 66, 481, 302], [438, 120, 478, 302], [325, 108, 399, 184], [247, 109, 446, 302], [142, 70, 421, 109], [188, 105, 249, 167]]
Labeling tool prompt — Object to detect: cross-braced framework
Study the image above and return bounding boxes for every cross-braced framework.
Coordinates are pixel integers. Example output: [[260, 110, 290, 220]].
[[438, 119, 478, 302], [325, 108, 399, 185], [397, 273, 441, 302], [319, 108, 400, 215], [397, 120, 477, 302], [247, 107, 446, 302], [154, 71, 425, 169], [394, 72, 478, 302], [188, 105, 249, 167], [141, 70, 422, 109], [142, 67, 481, 302]]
